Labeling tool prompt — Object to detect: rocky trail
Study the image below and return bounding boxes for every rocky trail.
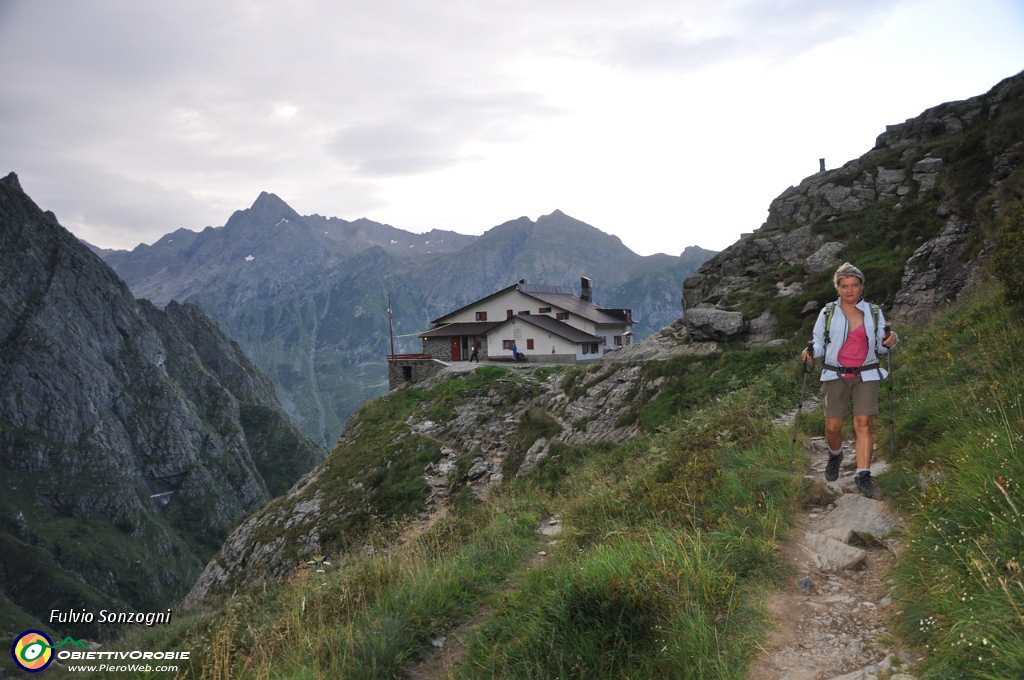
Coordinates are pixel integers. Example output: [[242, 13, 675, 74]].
[[748, 425, 924, 680]]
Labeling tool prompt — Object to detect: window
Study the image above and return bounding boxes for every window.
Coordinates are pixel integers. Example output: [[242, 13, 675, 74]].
[[502, 339, 514, 349], [506, 309, 513, 319], [517, 310, 530, 315], [475, 311, 487, 321], [556, 312, 568, 321], [526, 339, 534, 350], [538, 307, 551, 314], [582, 343, 589, 355], [614, 335, 622, 346], [590, 343, 599, 354]]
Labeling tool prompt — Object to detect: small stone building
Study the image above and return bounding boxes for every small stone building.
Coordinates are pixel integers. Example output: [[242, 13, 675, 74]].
[[386, 354, 447, 390]]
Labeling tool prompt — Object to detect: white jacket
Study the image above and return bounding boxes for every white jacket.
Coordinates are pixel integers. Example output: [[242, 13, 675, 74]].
[[811, 298, 889, 382]]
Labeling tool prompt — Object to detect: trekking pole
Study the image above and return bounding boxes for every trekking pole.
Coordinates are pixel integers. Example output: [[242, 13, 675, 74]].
[[884, 325, 895, 451], [790, 341, 814, 468]]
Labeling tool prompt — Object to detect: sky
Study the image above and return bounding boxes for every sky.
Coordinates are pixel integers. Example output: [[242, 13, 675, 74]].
[[0, 1, 1022, 256]]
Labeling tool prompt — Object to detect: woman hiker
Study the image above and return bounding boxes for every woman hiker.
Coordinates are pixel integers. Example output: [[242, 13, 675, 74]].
[[801, 262, 899, 499]]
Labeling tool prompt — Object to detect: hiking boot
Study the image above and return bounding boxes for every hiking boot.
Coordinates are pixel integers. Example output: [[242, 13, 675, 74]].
[[856, 471, 882, 499], [825, 451, 842, 481]]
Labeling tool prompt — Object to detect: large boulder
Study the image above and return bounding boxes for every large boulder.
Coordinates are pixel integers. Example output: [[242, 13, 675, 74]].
[[683, 307, 747, 341]]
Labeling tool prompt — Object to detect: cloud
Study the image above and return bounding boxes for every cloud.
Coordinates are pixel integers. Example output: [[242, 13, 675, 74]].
[[0, 0, 1018, 255], [604, 0, 900, 72], [325, 88, 555, 177]]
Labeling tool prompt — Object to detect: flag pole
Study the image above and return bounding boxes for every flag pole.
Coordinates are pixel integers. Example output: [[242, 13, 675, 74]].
[[388, 294, 395, 358]]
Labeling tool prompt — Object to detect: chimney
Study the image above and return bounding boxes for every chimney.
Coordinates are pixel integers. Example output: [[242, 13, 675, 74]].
[[819, 158, 826, 172], [580, 276, 593, 302]]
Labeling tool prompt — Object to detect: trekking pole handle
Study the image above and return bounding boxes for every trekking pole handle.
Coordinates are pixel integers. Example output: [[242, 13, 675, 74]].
[[803, 341, 814, 373], [883, 324, 892, 339]]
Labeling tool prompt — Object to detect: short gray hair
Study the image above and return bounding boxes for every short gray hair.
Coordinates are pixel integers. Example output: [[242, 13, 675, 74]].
[[833, 262, 865, 289]]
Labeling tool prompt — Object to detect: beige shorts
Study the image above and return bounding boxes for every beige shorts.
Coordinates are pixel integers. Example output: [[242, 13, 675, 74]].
[[821, 376, 880, 419]]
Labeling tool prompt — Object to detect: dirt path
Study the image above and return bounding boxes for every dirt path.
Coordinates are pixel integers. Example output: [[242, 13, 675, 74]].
[[747, 434, 923, 680], [405, 515, 565, 680]]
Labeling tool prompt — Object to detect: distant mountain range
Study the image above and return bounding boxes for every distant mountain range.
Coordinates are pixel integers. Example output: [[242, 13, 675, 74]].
[[0, 173, 326, 639], [99, 200, 716, 445]]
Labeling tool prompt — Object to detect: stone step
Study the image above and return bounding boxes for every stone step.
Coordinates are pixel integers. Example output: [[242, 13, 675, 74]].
[[822, 494, 902, 540], [801, 531, 867, 572]]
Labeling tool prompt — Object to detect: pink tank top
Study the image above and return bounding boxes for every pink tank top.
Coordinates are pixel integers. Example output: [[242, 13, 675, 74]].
[[837, 324, 868, 376]]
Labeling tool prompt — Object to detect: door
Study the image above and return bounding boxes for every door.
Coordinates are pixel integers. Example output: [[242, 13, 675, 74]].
[[450, 337, 461, 361]]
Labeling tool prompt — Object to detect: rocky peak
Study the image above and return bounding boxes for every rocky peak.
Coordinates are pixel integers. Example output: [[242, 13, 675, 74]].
[[225, 191, 302, 230], [536, 208, 573, 225], [2, 170, 22, 190]]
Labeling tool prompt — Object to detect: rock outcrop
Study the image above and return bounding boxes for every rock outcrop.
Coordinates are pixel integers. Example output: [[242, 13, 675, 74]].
[[0, 173, 325, 638], [184, 336, 710, 603], [683, 70, 1024, 334]]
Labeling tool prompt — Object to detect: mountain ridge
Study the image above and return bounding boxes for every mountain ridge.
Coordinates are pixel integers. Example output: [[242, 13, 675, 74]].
[[101, 202, 715, 445]]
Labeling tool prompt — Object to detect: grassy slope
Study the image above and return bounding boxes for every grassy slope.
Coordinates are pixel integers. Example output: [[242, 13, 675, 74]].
[[88, 280, 1024, 680], [94, 341, 809, 679], [883, 287, 1024, 679]]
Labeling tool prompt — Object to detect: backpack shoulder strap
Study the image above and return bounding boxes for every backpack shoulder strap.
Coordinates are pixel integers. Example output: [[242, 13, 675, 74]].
[[823, 302, 835, 347]]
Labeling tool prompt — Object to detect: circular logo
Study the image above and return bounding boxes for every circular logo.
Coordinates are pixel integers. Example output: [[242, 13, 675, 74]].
[[12, 630, 54, 673]]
